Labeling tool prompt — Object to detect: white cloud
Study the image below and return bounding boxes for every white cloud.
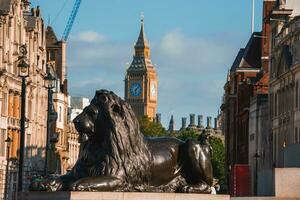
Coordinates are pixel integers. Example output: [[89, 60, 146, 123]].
[[71, 31, 106, 43], [159, 29, 185, 56], [67, 29, 237, 126], [153, 29, 235, 73]]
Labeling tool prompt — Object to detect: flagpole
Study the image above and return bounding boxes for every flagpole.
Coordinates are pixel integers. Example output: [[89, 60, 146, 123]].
[[252, 0, 255, 33]]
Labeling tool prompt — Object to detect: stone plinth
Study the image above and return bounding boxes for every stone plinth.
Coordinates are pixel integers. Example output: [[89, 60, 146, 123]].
[[19, 192, 230, 200], [275, 168, 300, 198], [232, 198, 300, 200]]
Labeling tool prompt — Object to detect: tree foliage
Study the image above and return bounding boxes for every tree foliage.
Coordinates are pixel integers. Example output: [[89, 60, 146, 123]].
[[138, 116, 167, 137], [208, 137, 225, 185], [175, 129, 198, 141]]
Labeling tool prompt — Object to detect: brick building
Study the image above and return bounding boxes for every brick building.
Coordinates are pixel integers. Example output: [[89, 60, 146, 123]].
[[220, 0, 300, 195], [221, 33, 262, 189]]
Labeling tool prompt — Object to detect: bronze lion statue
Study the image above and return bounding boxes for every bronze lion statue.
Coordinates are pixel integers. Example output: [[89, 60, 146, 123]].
[[31, 90, 213, 193]]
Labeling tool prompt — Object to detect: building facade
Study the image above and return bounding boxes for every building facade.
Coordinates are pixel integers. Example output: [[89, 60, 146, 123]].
[[67, 96, 89, 169], [125, 18, 158, 120], [0, 0, 48, 198], [221, 33, 262, 192], [45, 26, 70, 175], [69, 96, 90, 121], [269, 0, 300, 168], [248, 0, 275, 196], [66, 123, 79, 170], [221, 0, 300, 195]]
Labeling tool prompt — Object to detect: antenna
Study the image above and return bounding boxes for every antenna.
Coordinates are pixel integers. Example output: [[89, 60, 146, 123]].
[[48, 15, 51, 26], [251, 0, 255, 34], [141, 12, 144, 23]]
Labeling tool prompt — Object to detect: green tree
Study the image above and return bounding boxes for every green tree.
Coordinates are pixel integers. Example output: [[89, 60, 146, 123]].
[[138, 116, 167, 137], [176, 129, 198, 141], [209, 136, 225, 186]]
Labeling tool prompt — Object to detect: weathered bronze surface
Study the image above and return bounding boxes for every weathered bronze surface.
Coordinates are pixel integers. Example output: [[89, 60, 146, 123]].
[[30, 90, 213, 193]]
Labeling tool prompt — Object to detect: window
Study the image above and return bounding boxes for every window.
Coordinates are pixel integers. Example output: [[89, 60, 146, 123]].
[[295, 127, 299, 144], [0, 92, 2, 116], [49, 50, 56, 61], [26, 133, 31, 158], [59, 106, 62, 122], [1, 92, 7, 116], [297, 81, 299, 109], [275, 92, 278, 116], [0, 129, 6, 157], [270, 93, 273, 118]]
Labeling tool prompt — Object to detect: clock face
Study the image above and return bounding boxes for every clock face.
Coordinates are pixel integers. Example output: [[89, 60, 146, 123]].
[[130, 83, 142, 97], [150, 83, 156, 97]]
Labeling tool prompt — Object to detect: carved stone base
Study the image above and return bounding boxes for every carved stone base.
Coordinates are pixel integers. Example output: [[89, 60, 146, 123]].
[[19, 192, 230, 200]]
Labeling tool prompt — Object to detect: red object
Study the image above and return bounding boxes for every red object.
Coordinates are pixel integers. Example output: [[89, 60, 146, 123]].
[[230, 164, 250, 196]]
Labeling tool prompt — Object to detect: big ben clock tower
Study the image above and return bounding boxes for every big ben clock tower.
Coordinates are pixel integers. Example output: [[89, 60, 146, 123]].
[[125, 17, 158, 120]]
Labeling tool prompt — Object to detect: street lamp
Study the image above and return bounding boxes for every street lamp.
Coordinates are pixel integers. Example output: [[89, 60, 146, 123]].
[[17, 44, 29, 192], [4, 137, 12, 199], [254, 152, 261, 196], [44, 65, 56, 175]]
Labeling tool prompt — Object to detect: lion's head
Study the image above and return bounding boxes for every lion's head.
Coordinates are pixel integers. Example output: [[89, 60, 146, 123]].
[[73, 90, 137, 140], [73, 90, 151, 182]]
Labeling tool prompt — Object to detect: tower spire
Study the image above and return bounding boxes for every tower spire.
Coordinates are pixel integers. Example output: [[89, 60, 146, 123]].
[[135, 14, 149, 49], [168, 115, 175, 132]]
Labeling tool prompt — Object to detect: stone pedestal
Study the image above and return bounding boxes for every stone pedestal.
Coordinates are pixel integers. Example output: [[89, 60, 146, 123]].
[[19, 192, 230, 200], [275, 168, 300, 198]]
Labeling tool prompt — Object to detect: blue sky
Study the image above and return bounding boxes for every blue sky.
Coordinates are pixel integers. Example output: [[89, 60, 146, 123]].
[[31, 0, 263, 128]]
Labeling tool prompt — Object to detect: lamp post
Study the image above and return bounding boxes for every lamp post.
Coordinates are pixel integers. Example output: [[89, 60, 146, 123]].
[[4, 137, 12, 200], [44, 66, 56, 175], [17, 44, 29, 192], [254, 152, 261, 196]]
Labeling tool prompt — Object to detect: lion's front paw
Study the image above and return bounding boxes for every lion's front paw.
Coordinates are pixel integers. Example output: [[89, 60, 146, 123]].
[[181, 183, 211, 193], [71, 180, 91, 191], [30, 176, 63, 192], [47, 178, 64, 191]]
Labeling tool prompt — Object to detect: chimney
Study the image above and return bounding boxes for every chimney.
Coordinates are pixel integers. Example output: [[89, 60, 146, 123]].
[[156, 113, 161, 124], [189, 114, 195, 126], [197, 115, 204, 128], [181, 117, 187, 129], [207, 117, 212, 129], [214, 118, 218, 129]]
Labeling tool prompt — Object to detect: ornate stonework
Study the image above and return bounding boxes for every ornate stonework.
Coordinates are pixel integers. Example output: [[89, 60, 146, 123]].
[[124, 18, 158, 120]]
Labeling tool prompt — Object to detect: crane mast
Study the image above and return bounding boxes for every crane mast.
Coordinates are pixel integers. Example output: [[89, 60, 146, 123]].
[[62, 0, 82, 41]]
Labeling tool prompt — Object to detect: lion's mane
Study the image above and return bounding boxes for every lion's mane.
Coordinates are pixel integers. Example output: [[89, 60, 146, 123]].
[[82, 90, 152, 185]]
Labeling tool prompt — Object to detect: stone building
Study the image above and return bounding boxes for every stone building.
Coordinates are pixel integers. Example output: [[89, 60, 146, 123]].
[[172, 114, 219, 133], [66, 123, 79, 170], [45, 26, 70, 175], [125, 18, 158, 120], [248, 0, 275, 196], [69, 96, 90, 121], [221, 32, 262, 189], [67, 96, 89, 169], [0, 0, 48, 198], [220, 0, 300, 195], [269, 0, 300, 168]]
